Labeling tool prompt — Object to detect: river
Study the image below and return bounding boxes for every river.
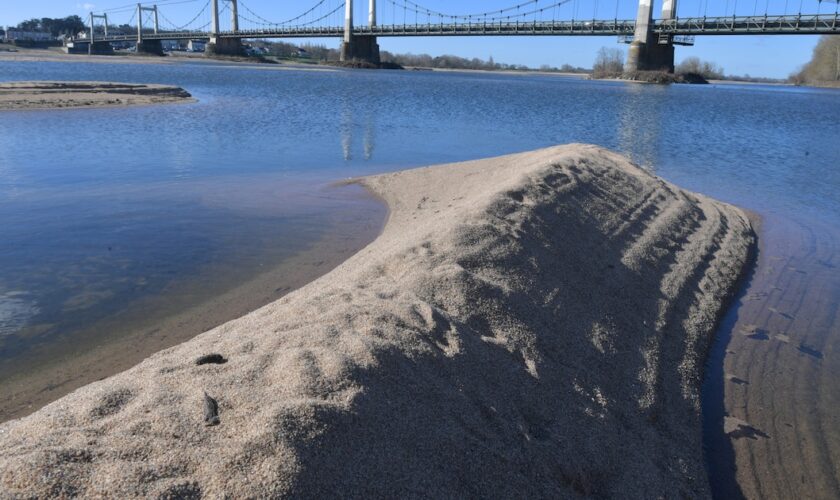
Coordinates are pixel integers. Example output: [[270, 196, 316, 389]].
[[0, 58, 838, 497]]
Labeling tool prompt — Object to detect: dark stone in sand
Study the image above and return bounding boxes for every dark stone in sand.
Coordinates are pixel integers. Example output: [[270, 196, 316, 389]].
[[203, 392, 220, 426], [196, 354, 227, 365]]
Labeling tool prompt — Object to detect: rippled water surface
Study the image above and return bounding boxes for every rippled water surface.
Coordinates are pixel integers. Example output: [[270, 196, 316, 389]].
[[0, 60, 838, 450]]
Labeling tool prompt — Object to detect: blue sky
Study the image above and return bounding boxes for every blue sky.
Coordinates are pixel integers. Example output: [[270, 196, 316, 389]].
[[3, 0, 835, 77]]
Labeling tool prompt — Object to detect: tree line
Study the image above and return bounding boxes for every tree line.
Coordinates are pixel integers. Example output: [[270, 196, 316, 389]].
[[790, 36, 840, 86], [13, 16, 86, 37]]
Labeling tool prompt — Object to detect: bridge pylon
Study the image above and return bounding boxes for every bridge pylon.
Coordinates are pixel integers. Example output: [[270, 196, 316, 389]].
[[625, 0, 676, 73], [340, 0, 381, 64], [135, 4, 164, 55], [206, 0, 244, 56], [86, 12, 114, 55]]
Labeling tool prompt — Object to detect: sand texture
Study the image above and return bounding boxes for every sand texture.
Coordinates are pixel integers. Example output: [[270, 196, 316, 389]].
[[0, 81, 194, 110], [0, 145, 754, 498]]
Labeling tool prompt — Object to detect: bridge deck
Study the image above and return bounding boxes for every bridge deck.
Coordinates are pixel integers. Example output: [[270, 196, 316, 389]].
[[76, 13, 838, 43]]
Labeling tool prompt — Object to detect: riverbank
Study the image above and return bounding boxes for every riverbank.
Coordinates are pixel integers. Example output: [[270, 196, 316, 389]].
[[0, 145, 754, 497], [0, 46, 337, 71], [0, 81, 193, 110]]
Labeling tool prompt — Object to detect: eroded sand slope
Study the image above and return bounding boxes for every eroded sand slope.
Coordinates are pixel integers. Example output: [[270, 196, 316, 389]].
[[0, 145, 754, 498]]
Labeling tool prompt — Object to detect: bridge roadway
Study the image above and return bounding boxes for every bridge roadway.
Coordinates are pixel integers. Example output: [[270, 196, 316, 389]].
[[78, 13, 839, 43]]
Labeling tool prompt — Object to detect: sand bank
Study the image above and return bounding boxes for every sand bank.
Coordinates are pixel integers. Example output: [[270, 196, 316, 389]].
[[0, 145, 754, 497], [0, 81, 193, 110]]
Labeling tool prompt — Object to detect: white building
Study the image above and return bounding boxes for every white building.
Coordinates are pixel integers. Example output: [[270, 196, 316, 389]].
[[3, 28, 53, 42], [187, 40, 205, 52]]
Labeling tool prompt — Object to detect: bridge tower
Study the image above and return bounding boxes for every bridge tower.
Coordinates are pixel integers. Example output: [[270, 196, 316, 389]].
[[87, 12, 114, 55], [206, 0, 244, 56], [340, 0, 381, 64], [135, 4, 164, 55], [625, 0, 676, 73]]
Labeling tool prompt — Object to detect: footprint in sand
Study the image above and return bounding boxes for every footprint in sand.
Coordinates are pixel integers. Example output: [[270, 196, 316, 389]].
[[725, 415, 770, 440], [740, 324, 769, 340], [726, 373, 749, 385], [768, 307, 795, 320], [797, 343, 823, 359]]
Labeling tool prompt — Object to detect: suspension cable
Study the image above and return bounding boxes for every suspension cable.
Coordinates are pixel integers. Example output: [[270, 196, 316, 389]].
[[387, 0, 542, 21], [158, 0, 210, 31], [238, 0, 331, 26]]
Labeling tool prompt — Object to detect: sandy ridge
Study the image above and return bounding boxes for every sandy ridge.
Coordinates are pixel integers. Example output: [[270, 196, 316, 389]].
[[0, 145, 754, 498], [0, 81, 194, 110]]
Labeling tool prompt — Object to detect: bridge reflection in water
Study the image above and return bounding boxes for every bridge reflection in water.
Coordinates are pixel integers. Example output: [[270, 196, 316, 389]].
[[340, 102, 377, 162]]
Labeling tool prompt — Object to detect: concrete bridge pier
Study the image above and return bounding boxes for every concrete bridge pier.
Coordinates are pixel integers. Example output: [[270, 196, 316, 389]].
[[135, 39, 164, 55], [339, 0, 381, 64], [626, 42, 674, 72], [625, 0, 675, 72], [75, 41, 113, 55], [206, 37, 244, 56], [340, 35, 380, 64]]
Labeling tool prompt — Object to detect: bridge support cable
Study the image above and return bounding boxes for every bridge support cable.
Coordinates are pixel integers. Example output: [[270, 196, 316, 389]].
[[235, 0, 344, 29], [157, 0, 212, 32], [381, 0, 582, 32]]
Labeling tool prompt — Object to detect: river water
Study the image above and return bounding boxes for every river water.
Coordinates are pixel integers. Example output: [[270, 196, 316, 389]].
[[0, 58, 838, 495]]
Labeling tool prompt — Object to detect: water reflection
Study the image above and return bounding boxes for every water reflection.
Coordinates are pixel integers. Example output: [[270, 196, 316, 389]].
[[364, 116, 375, 160], [339, 98, 377, 161], [341, 103, 353, 161], [617, 84, 666, 172]]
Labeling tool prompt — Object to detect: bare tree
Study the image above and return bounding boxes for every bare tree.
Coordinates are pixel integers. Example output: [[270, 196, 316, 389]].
[[792, 36, 840, 84], [676, 57, 724, 79], [592, 47, 624, 78]]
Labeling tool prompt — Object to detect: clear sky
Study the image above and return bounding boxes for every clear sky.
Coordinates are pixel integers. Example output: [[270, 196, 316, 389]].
[[2, 0, 835, 78]]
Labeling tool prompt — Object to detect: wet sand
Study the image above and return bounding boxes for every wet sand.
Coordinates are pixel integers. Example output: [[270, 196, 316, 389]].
[[0, 81, 194, 110], [704, 214, 840, 499]]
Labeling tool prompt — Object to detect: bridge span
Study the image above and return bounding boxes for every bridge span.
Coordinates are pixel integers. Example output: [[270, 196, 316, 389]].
[[72, 0, 839, 73]]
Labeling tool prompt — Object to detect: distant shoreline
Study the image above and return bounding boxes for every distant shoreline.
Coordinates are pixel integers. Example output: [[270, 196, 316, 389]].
[[2, 46, 825, 88]]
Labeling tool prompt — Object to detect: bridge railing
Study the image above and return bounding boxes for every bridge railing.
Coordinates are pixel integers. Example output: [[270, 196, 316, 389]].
[[74, 30, 210, 42], [656, 13, 839, 34], [355, 20, 638, 36], [218, 26, 345, 36], [70, 12, 838, 43]]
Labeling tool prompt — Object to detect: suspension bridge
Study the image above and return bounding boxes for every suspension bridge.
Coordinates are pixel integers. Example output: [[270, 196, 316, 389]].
[[70, 0, 839, 72]]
